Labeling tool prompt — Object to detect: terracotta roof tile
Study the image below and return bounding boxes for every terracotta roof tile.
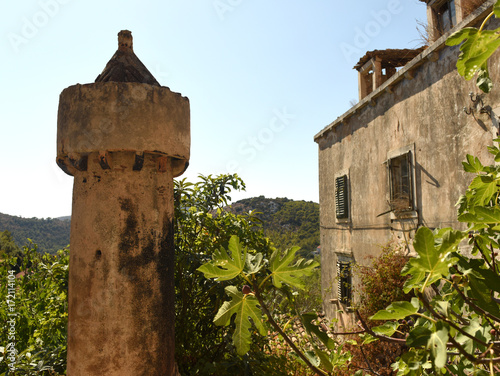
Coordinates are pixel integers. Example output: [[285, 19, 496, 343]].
[[353, 46, 427, 70]]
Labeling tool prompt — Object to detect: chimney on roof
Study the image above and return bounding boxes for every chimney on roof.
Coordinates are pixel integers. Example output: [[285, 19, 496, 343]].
[[118, 30, 133, 51], [354, 48, 426, 101], [95, 30, 160, 86]]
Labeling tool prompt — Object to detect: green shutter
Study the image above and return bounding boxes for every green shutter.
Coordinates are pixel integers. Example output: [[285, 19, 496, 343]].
[[406, 151, 414, 210], [335, 175, 349, 219], [337, 261, 352, 306]]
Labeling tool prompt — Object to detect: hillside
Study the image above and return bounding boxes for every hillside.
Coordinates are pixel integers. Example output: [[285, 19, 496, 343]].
[[0, 213, 70, 254], [0, 196, 319, 257], [229, 196, 320, 258]]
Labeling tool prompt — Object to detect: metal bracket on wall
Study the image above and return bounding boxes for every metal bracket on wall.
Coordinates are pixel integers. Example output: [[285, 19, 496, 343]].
[[464, 92, 492, 117]]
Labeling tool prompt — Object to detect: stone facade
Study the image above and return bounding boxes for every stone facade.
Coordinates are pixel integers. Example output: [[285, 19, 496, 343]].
[[314, 0, 500, 326]]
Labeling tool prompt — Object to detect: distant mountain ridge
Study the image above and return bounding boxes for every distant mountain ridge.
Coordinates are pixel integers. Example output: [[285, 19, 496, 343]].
[[0, 213, 70, 254], [0, 196, 319, 256], [227, 196, 320, 258]]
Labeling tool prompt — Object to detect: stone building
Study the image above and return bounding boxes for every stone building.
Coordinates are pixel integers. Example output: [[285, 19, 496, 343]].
[[313, 0, 500, 325]]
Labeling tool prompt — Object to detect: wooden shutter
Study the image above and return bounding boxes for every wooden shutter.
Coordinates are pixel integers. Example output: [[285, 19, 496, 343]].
[[388, 151, 413, 211], [337, 261, 352, 306], [335, 175, 349, 219], [405, 151, 414, 210]]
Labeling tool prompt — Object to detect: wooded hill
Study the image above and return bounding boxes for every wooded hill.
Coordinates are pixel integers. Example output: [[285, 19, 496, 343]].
[[228, 196, 320, 258], [0, 213, 70, 254], [0, 196, 319, 257]]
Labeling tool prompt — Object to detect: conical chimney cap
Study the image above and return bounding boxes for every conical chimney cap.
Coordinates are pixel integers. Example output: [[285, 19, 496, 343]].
[[95, 30, 160, 86]]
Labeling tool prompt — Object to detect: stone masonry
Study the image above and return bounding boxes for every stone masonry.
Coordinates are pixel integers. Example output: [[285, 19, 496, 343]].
[[56, 30, 190, 376]]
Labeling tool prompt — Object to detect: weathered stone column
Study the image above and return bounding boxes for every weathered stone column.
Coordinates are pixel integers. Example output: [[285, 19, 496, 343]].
[[56, 31, 190, 376]]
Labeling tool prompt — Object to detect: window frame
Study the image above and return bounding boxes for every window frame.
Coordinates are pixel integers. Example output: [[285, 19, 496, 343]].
[[388, 151, 413, 211], [334, 169, 350, 223], [386, 144, 417, 218], [335, 174, 349, 220], [427, 0, 457, 40], [437, 0, 456, 33], [337, 260, 353, 307]]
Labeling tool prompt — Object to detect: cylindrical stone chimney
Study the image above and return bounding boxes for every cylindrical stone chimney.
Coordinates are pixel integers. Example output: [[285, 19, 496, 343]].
[[56, 30, 190, 376]]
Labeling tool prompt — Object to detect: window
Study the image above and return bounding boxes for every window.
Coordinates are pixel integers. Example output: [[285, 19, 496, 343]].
[[426, 0, 458, 41], [337, 261, 352, 306], [438, 0, 456, 33], [335, 175, 349, 219], [388, 151, 413, 212]]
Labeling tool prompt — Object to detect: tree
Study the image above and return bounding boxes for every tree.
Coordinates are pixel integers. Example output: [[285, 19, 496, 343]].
[[174, 174, 307, 375], [198, 235, 355, 376], [0, 230, 21, 257], [0, 243, 68, 375], [230, 197, 320, 259]]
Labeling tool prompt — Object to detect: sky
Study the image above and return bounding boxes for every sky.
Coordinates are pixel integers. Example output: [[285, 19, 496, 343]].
[[0, 0, 427, 219]]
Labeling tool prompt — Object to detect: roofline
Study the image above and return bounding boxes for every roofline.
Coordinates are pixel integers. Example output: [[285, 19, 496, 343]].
[[353, 47, 427, 71], [313, 0, 495, 143]]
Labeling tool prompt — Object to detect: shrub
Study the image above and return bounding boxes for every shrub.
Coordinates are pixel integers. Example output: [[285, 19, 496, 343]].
[[337, 243, 412, 376], [174, 174, 309, 375], [357, 243, 412, 319], [0, 243, 68, 375]]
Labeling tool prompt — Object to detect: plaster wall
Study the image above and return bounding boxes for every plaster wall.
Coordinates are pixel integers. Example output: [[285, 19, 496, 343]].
[[67, 152, 175, 375], [57, 80, 190, 375]]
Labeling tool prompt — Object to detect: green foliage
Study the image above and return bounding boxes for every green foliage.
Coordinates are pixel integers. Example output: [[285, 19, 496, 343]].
[[0, 173, 319, 376], [230, 197, 320, 258], [197, 236, 248, 281], [0, 243, 68, 375], [337, 244, 412, 376], [174, 174, 306, 375], [298, 313, 353, 374], [214, 285, 267, 356], [376, 20, 500, 369], [199, 235, 353, 376], [357, 243, 413, 318], [198, 235, 318, 355], [0, 214, 70, 255], [0, 230, 22, 258], [401, 227, 456, 290], [446, 0, 500, 92], [370, 143, 500, 375], [269, 246, 318, 289], [370, 300, 419, 321]]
